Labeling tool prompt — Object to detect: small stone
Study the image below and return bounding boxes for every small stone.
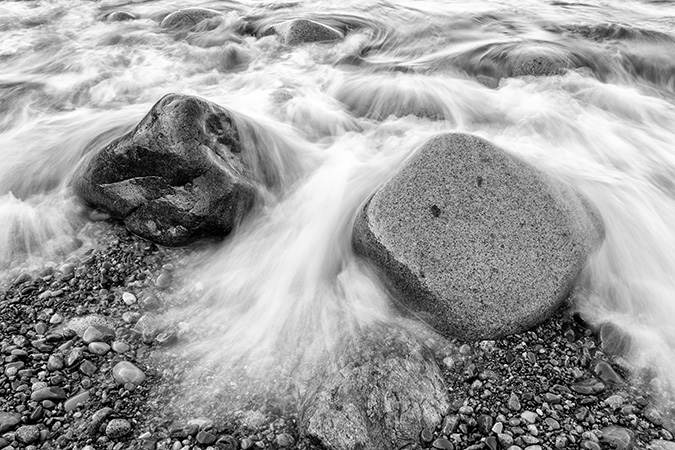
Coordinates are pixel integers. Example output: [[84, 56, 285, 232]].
[[122, 312, 141, 324], [593, 361, 624, 384], [64, 391, 90, 413], [0, 412, 21, 433], [82, 325, 115, 343], [432, 438, 454, 450], [35, 322, 48, 335], [509, 393, 522, 411], [241, 438, 254, 449], [106, 418, 132, 439], [112, 341, 130, 353], [15, 425, 41, 444], [66, 347, 83, 367], [571, 378, 606, 395], [486, 436, 498, 450], [420, 427, 434, 444], [47, 354, 64, 371], [544, 418, 560, 430], [498, 433, 514, 447], [582, 440, 602, 450], [604, 394, 624, 409], [478, 414, 494, 435], [156, 332, 177, 346], [156, 272, 172, 289], [649, 439, 675, 450], [31, 387, 66, 402], [521, 411, 538, 424], [112, 361, 146, 386], [644, 407, 664, 426], [575, 406, 589, 421], [14, 272, 32, 285], [601, 426, 634, 450], [442, 356, 456, 370], [442, 415, 460, 435], [216, 434, 239, 450], [196, 431, 216, 445], [543, 393, 561, 404], [122, 292, 137, 305], [88, 407, 113, 436], [275, 433, 294, 447], [79, 360, 97, 376], [88, 342, 111, 355]]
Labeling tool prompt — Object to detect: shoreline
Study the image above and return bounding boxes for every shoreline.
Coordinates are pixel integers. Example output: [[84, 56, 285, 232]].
[[0, 221, 673, 450]]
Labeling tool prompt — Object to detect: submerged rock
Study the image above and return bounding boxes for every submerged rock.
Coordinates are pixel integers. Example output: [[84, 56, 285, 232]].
[[73, 93, 293, 246], [353, 133, 604, 340], [301, 324, 449, 450], [273, 19, 343, 45], [160, 8, 221, 31], [104, 11, 138, 22]]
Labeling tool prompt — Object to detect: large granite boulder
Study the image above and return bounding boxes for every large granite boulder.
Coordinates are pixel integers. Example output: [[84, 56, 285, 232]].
[[301, 324, 449, 450], [73, 93, 290, 246], [353, 133, 605, 340]]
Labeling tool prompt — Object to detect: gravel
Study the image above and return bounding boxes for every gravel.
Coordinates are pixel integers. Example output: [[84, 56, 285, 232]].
[[1, 221, 674, 450]]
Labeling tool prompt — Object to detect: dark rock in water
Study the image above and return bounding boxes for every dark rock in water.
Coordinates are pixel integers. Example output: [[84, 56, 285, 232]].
[[105, 11, 138, 22], [301, 324, 449, 450], [353, 133, 604, 340], [444, 40, 609, 85], [273, 19, 343, 45], [73, 93, 291, 246], [160, 8, 221, 31]]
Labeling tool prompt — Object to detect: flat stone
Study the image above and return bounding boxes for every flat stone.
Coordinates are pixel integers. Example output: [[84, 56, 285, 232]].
[[521, 411, 538, 424], [274, 19, 343, 46], [64, 390, 90, 413], [111, 341, 130, 353], [106, 418, 132, 439], [601, 426, 635, 450], [599, 322, 632, 356], [82, 325, 115, 343], [122, 292, 136, 305], [593, 360, 624, 384], [0, 411, 21, 433], [352, 133, 604, 340], [112, 361, 146, 386], [571, 378, 606, 395], [31, 387, 66, 402], [432, 438, 454, 450], [196, 430, 216, 445], [88, 341, 111, 355]]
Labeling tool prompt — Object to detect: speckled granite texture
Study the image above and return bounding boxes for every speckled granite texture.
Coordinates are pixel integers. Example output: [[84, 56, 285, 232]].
[[353, 133, 605, 340]]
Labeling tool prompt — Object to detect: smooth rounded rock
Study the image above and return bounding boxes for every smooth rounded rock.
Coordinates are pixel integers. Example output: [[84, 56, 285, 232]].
[[82, 325, 115, 343], [160, 7, 221, 30], [0, 412, 21, 433], [122, 292, 136, 305], [353, 133, 604, 340], [88, 341, 111, 355], [274, 19, 343, 46], [105, 11, 138, 22], [106, 418, 132, 439], [601, 426, 635, 450], [64, 391, 90, 413], [112, 361, 146, 386], [31, 387, 66, 402]]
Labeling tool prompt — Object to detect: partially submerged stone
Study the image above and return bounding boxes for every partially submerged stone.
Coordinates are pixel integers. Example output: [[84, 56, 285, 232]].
[[160, 8, 222, 30], [301, 324, 449, 450], [104, 11, 138, 22], [274, 19, 343, 46], [73, 93, 294, 246], [353, 133, 604, 340]]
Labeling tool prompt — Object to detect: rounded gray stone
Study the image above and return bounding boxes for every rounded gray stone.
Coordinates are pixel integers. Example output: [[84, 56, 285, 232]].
[[353, 133, 605, 340], [106, 418, 132, 439], [16, 425, 41, 444], [274, 19, 343, 46], [160, 8, 221, 30]]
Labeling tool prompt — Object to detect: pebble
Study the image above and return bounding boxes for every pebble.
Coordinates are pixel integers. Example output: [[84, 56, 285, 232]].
[[112, 361, 146, 386], [106, 418, 132, 439], [64, 391, 90, 413], [571, 378, 606, 395], [521, 411, 538, 424], [47, 354, 64, 371], [0, 412, 21, 433], [544, 418, 560, 430], [216, 435, 239, 450], [196, 430, 216, 445], [31, 386, 66, 402], [88, 341, 111, 355], [122, 292, 137, 305], [509, 393, 522, 411], [649, 440, 675, 450], [79, 360, 97, 376], [88, 407, 113, 435], [156, 272, 172, 289], [82, 325, 115, 343], [112, 341, 130, 353], [432, 438, 454, 450], [593, 361, 624, 384], [604, 394, 624, 409], [15, 425, 41, 444]]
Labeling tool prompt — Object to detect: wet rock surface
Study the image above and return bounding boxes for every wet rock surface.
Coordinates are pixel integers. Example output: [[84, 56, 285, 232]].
[[273, 19, 343, 46], [72, 93, 284, 247], [353, 132, 605, 340], [159, 8, 222, 31], [301, 324, 450, 450], [0, 222, 674, 449]]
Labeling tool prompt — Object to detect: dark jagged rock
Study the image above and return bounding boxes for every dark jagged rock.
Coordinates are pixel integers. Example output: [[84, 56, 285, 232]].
[[160, 8, 221, 31], [353, 133, 605, 340], [301, 324, 449, 450], [73, 93, 293, 246], [273, 19, 343, 45]]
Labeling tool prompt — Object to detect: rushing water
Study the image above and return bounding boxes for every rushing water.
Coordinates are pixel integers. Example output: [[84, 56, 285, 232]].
[[3, 0, 675, 408]]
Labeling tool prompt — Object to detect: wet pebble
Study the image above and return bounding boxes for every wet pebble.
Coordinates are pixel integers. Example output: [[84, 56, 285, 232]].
[[88, 407, 113, 435], [112, 361, 146, 386], [0, 412, 21, 433], [196, 430, 216, 445], [82, 325, 115, 343], [122, 292, 137, 305], [432, 437, 454, 450], [509, 393, 522, 411], [106, 418, 132, 439], [64, 390, 90, 413], [31, 386, 66, 402], [111, 341, 130, 353], [571, 378, 606, 395], [156, 272, 172, 289], [16, 425, 41, 444], [47, 354, 64, 371], [88, 341, 111, 355]]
